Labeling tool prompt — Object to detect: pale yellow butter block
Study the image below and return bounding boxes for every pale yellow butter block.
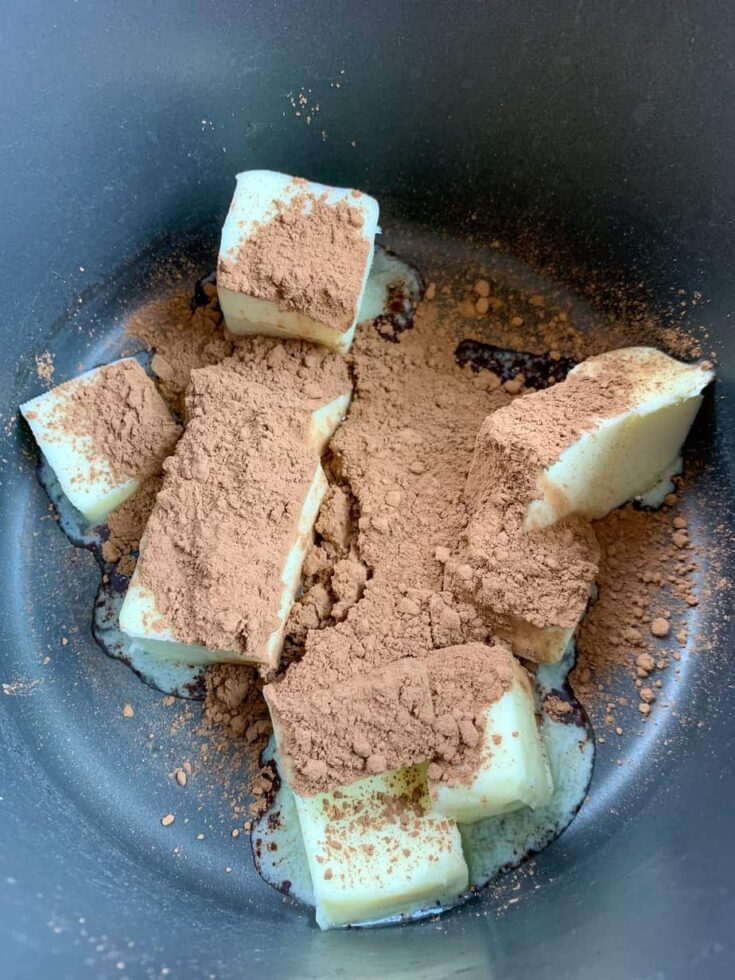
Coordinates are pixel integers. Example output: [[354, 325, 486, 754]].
[[218, 170, 379, 354], [294, 764, 469, 929], [521, 348, 714, 530], [20, 358, 178, 523], [120, 462, 328, 668], [429, 661, 553, 823]]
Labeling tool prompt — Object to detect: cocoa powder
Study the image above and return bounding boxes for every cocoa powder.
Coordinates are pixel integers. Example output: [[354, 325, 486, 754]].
[[264, 303, 521, 794], [126, 288, 233, 413], [123, 266, 708, 807], [267, 642, 516, 797], [102, 476, 162, 565], [573, 493, 699, 718], [126, 288, 351, 414]]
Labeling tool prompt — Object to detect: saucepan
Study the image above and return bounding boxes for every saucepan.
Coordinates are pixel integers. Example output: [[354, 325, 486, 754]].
[[1, 2, 733, 978]]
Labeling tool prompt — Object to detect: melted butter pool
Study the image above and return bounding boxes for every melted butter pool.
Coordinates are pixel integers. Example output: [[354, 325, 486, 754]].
[[37, 454, 205, 697]]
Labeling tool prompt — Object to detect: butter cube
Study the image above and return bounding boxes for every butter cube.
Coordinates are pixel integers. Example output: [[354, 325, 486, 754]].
[[294, 764, 469, 929], [470, 347, 714, 532], [20, 358, 180, 523], [217, 170, 379, 353], [119, 461, 328, 667], [429, 660, 553, 823], [119, 373, 348, 669]]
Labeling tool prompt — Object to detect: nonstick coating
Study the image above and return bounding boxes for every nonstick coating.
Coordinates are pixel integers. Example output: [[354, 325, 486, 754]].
[[1, 3, 734, 979]]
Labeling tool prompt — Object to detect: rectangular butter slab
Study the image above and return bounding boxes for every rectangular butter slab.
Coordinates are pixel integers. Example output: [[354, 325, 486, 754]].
[[429, 661, 553, 824], [294, 764, 469, 929], [20, 358, 179, 523], [119, 463, 328, 668], [218, 170, 379, 354]]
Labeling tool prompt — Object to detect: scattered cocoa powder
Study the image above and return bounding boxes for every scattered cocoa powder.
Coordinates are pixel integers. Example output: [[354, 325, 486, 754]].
[[35, 350, 55, 384], [573, 495, 698, 717], [218, 186, 372, 334], [544, 695, 573, 721]]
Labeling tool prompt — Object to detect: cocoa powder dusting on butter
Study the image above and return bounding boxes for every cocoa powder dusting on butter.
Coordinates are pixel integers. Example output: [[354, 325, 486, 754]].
[[124, 268, 709, 810], [32, 359, 181, 485], [218, 189, 371, 334], [132, 358, 346, 659], [264, 302, 526, 795], [102, 476, 162, 566]]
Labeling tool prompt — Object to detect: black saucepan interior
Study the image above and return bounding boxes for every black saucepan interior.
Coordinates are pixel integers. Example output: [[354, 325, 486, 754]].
[[1, 3, 733, 978]]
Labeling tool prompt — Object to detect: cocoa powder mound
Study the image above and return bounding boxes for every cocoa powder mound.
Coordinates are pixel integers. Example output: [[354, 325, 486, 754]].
[[132, 371, 325, 660], [267, 641, 516, 797], [186, 338, 351, 421], [203, 664, 270, 742], [126, 288, 233, 413], [446, 497, 599, 638], [28, 358, 181, 484], [102, 476, 162, 565], [126, 286, 351, 413], [264, 303, 519, 793], [218, 189, 371, 333]]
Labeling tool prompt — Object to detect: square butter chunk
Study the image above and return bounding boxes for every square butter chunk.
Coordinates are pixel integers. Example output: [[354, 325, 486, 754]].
[[468, 346, 715, 533], [119, 371, 348, 669], [217, 170, 380, 353], [428, 660, 553, 824], [20, 358, 181, 523], [446, 346, 713, 663], [293, 764, 469, 929]]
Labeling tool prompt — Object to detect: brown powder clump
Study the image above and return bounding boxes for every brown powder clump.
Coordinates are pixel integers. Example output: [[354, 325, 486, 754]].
[[218, 189, 372, 334], [199, 664, 275, 819], [267, 642, 515, 797], [66, 359, 180, 482], [203, 664, 269, 741], [445, 494, 599, 652], [132, 370, 328, 663], [35, 350, 55, 384], [102, 476, 162, 565], [126, 288, 233, 413], [126, 287, 352, 414]]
